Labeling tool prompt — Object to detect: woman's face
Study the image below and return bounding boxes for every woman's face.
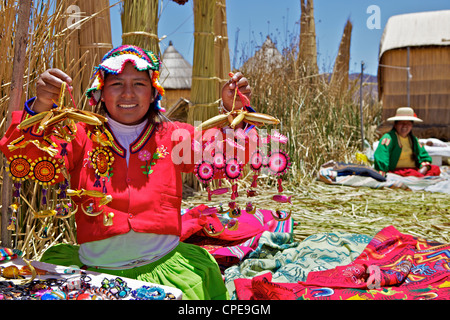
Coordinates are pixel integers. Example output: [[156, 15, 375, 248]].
[[394, 120, 413, 138], [101, 62, 154, 125]]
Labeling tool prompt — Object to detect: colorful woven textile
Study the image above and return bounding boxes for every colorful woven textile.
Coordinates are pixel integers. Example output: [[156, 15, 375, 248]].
[[391, 164, 441, 178], [0, 247, 22, 261], [181, 205, 294, 269], [234, 226, 450, 300], [225, 231, 371, 299], [319, 163, 450, 194]]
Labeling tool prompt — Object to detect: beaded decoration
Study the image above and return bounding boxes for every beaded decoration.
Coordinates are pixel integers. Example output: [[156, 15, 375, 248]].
[[131, 285, 165, 300], [6, 155, 32, 182], [4, 79, 111, 240], [195, 161, 215, 184], [194, 74, 293, 230], [29, 156, 61, 186], [88, 147, 115, 192]]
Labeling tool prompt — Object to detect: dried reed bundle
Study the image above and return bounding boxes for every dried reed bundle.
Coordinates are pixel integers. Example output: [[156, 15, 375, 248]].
[[0, 2, 17, 107], [298, 0, 318, 78], [54, 0, 113, 109], [121, 0, 160, 54], [329, 19, 352, 96], [184, 0, 219, 190], [214, 0, 231, 95], [0, 0, 113, 259], [188, 0, 218, 126]]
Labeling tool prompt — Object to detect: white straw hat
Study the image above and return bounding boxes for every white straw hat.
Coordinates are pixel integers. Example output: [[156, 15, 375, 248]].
[[387, 107, 423, 123]]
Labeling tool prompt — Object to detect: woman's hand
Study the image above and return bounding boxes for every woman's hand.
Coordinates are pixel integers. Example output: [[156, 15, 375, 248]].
[[221, 72, 251, 112], [33, 68, 72, 113], [418, 165, 429, 175]]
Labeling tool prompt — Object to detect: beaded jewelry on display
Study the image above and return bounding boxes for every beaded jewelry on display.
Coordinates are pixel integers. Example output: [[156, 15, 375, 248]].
[[0, 272, 177, 300], [131, 285, 165, 300]]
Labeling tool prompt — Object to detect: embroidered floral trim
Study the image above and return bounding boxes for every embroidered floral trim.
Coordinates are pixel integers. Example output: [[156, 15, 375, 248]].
[[138, 145, 169, 176], [155, 145, 169, 159]]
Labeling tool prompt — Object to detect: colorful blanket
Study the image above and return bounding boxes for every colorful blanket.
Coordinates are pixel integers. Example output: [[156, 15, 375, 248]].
[[386, 167, 450, 194], [225, 230, 371, 299], [0, 247, 22, 261], [181, 205, 294, 270], [234, 226, 450, 300]]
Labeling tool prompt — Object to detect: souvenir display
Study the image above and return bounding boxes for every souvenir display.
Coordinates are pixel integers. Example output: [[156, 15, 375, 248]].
[[0, 257, 180, 300]]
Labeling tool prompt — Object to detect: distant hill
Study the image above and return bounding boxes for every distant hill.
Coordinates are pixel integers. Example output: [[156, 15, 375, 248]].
[[349, 73, 378, 99], [349, 73, 377, 84]]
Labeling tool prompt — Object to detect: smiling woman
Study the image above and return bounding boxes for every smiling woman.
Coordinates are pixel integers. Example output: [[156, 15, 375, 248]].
[[101, 62, 155, 125], [0, 42, 253, 300], [373, 107, 440, 177]]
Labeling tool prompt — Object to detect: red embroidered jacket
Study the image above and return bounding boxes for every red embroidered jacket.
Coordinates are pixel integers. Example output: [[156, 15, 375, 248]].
[[0, 108, 254, 244], [1, 109, 202, 243]]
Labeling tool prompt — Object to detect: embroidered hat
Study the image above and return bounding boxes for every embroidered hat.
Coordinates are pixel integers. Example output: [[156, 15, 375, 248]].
[[86, 45, 165, 112], [387, 107, 423, 123]]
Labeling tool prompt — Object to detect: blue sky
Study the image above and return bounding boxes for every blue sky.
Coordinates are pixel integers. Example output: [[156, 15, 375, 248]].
[[110, 0, 450, 76]]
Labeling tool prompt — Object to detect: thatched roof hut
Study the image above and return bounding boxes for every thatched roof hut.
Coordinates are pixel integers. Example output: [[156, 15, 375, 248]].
[[160, 41, 192, 111], [377, 10, 450, 140], [242, 36, 283, 73]]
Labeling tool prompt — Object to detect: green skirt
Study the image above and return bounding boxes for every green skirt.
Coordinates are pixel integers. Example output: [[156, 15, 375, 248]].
[[40, 241, 228, 300]]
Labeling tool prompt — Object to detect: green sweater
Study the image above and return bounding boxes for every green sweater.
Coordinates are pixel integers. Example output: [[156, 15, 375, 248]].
[[374, 129, 432, 173]]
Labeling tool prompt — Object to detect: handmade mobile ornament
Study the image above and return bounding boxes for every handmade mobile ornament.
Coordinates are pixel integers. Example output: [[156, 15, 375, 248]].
[[195, 74, 280, 131], [3, 80, 113, 241], [66, 188, 114, 226], [17, 82, 107, 133], [193, 73, 293, 224], [198, 206, 240, 237]]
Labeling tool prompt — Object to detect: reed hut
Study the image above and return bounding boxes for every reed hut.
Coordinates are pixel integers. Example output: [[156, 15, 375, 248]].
[[377, 10, 450, 140], [160, 41, 192, 111], [242, 36, 283, 73]]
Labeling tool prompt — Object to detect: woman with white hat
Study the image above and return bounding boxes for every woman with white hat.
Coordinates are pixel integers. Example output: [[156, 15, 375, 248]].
[[374, 107, 440, 177]]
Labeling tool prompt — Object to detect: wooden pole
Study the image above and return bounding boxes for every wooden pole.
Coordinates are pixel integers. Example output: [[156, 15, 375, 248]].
[[360, 61, 365, 151], [1, 0, 33, 247], [407, 46, 410, 108]]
